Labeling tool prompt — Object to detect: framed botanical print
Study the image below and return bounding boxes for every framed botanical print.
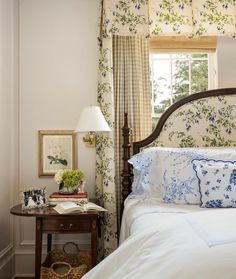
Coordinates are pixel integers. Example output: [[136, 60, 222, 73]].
[[38, 130, 77, 176]]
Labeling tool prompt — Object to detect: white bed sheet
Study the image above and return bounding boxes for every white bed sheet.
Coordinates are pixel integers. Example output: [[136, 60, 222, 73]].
[[82, 197, 236, 279], [120, 197, 205, 244]]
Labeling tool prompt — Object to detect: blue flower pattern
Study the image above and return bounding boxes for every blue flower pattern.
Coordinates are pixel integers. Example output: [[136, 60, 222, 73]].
[[159, 149, 218, 204], [163, 171, 196, 204], [192, 159, 236, 208], [129, 148, 236, 205]]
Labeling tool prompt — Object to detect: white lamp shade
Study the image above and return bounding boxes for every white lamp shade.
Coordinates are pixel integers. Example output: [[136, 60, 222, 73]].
[[76, 106, 111, 132]]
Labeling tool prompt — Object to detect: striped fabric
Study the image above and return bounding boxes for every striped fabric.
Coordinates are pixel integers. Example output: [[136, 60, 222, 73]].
[[113, 35, 152, 227]]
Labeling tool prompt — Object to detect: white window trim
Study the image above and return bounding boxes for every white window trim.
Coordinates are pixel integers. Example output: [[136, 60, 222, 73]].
[[208, 52, 217, 90]]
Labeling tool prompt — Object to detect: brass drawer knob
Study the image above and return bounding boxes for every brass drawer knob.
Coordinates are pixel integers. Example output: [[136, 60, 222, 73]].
[[60, 223, 73, 229], [60, 223, 65, 229]]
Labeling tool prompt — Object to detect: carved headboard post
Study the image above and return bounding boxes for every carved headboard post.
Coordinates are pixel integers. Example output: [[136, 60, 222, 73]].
[[121, 113, 132, 211]]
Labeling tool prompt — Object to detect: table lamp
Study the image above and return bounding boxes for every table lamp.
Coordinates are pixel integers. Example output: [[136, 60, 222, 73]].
[[76, 106, 111, 147]]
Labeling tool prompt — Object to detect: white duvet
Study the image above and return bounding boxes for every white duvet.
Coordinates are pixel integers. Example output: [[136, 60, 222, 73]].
[[83, 199, 236, 279]]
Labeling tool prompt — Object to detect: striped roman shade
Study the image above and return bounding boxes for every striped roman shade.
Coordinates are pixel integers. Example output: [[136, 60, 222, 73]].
[[149, 36, 216, 53]]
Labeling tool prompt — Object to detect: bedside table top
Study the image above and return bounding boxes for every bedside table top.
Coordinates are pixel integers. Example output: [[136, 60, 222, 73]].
[[10, 204, 100, 218]]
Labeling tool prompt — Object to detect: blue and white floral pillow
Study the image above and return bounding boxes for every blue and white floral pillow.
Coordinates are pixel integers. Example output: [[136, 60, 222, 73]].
[[157, 148, 236, 204], [192, 159, 236, 208], [129, 147, 236, 203]]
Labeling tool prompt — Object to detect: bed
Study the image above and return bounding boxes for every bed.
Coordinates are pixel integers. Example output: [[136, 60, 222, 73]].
[[83, 88, 236, 279]]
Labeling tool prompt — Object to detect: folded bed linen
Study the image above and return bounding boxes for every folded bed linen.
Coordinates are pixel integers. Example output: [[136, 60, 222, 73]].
[[184, 209, 236, 247]]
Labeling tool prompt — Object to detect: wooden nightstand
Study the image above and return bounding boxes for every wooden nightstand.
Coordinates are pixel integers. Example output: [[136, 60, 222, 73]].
[[10, 204, 100, 279]]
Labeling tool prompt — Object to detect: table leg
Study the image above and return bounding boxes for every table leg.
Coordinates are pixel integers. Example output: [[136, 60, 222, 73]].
[[47, 234, 52, 252], [35, 217, 42, 279], [91, 217, 97, 267]]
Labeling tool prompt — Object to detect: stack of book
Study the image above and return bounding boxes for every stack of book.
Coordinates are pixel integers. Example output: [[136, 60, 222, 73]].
[[48, 192, 88, 206]]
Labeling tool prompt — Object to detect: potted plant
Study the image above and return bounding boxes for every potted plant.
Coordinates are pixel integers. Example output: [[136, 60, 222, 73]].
[[54, 169, 84, 194]]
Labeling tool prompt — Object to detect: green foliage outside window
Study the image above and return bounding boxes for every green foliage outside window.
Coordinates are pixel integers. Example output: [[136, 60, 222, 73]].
[[152, 53, 208, 130]]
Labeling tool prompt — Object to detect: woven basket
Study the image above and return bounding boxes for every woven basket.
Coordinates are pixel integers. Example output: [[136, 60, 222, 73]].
[[41, 242, 91, 279], [41, 262, 87, 279]]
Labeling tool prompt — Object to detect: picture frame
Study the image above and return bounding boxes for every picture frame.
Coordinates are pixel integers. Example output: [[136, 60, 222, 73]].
[[22, 188, 47, 209], [38, 130, 77, 177]]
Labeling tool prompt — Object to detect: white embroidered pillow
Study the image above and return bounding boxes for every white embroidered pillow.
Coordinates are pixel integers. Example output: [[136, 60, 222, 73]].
[[192, 159, 236, 208], [129, 147, 236, 204], [128, 147, 163, 197], [156, 148, 236, 204]]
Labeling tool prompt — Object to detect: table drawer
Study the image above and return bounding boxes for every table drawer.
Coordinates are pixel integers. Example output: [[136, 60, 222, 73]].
[[42, 218, 91, 232]]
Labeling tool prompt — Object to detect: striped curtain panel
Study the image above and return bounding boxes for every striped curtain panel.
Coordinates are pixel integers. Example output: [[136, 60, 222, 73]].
[[112, 35, 152, 226]]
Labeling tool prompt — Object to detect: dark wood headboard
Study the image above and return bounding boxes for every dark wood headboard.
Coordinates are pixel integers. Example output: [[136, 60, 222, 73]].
[[121, 88, 236, 206]]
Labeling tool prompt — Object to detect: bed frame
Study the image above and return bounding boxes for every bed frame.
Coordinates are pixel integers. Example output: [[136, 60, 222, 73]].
[[121, 88, 236, 204]]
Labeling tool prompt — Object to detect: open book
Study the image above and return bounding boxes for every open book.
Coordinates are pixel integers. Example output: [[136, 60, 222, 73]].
[[53, 201, 107, 214]]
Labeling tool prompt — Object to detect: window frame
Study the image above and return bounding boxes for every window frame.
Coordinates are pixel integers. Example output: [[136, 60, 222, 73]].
[[149, 36, 218, 118]]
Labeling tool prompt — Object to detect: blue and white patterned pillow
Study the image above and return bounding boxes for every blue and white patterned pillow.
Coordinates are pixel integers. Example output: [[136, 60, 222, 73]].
[[157, 148, 236, 204], [129, 147, 236, 203], [192, 159, 236, 208], [129, 147, 163, 197]]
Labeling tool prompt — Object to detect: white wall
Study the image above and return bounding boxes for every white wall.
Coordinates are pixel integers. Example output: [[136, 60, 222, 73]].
[[19, 0, 99, 197], [217, 36, 236, 88], [0, 0, 18, 278], [15, 0, 99, 276]]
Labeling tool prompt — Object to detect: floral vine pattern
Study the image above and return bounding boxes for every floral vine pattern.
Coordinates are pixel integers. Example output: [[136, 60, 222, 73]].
[[149, 0, 193, 35], [193, 0, 235, 36], [102, 0, 149, 37], [96, 23, 118, 256], [100, 0, 236, 37], [150, 96, 236, 148]]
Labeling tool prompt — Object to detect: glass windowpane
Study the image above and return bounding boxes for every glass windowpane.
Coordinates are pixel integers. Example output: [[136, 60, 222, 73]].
[[172, 59, 190, 102], [151, 52, 212, 125]]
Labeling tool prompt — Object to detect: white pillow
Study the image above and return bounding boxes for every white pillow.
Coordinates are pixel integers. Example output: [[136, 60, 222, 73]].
[[129, 147, 236, 204], [128, 147, 163, 197], [157, 148, 236, 204], [192, 159, 236, 208]]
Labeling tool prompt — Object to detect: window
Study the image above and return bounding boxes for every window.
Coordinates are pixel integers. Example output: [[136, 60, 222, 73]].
[[149, 37, 217, 128]]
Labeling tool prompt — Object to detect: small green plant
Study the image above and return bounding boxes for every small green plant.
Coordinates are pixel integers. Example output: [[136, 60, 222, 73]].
[[54, 169, 84, 190]]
